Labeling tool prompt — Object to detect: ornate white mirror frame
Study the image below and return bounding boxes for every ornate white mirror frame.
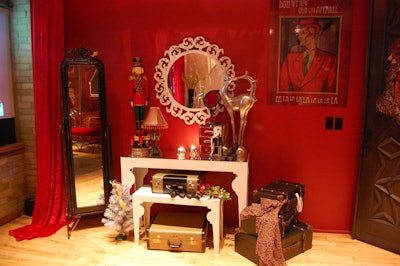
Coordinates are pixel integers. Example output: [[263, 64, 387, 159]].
[[154, 36, 236, 125]]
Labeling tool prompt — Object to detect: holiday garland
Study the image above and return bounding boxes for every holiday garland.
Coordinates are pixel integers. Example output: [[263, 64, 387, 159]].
[[195, 183, 231, 201]]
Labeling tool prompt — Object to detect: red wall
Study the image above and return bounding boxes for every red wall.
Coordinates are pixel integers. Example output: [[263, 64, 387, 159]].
[[65, 0, 369, 232]]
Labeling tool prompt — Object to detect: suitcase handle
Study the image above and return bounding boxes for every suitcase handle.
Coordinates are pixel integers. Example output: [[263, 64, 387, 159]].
[[295, 192, 303, 212], [168, 239, 182, 249]]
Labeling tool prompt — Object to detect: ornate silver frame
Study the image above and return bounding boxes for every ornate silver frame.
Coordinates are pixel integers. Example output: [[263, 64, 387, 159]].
[[154, 36, 235, 125]]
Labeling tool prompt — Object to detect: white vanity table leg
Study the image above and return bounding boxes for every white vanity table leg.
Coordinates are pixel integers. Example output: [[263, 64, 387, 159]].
[[206, 200, 223, 254], [120, 157, 148, 190], [133, 199, 145, 245], [130, 168, 148, 190], [231, 171, 248, 225], [120, 158, 135, 189], [219, 201, 224, 247], [142, 202, 153, 229]]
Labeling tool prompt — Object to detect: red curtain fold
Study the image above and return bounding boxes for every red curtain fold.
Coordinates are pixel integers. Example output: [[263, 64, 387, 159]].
[[169, 56, 185, 105], [9, 0, 66, 241]]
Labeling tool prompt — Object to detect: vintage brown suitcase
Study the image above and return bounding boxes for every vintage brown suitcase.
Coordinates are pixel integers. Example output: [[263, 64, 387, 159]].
[[253, 180, 304, 214], [151, 170, 203, 196], [235, 222, 313, 263], [146, 211, 208, 253]]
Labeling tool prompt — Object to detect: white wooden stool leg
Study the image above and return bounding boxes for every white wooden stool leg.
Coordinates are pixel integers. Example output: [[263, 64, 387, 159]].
[[133, 201, 144, 245], [206, 200, 223, 253]]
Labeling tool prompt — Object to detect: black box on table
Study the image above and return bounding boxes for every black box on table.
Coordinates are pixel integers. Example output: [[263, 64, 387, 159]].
[[146, 211, 208, 253], [151, 170, 204, 196], [235, 221, 313, 263]]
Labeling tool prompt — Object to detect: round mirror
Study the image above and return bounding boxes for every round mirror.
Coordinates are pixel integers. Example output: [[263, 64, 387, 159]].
[[154, 36, 235, 125]]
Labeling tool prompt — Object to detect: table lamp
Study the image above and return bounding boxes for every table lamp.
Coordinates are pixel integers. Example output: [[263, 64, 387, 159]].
[[141, 107, 168, 157]]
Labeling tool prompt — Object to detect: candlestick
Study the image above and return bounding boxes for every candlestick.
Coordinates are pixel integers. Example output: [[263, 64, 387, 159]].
[[176, 146, 186, 160], [189, 145, 198, 160]]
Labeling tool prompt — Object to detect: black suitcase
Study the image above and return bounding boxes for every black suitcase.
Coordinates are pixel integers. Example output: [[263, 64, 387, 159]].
[[248, 180, 304, 237], [253, 180, 304, 214], [151, 170, 203, 196], [241, 209, 296, 238], [235, 221, 313, 263]]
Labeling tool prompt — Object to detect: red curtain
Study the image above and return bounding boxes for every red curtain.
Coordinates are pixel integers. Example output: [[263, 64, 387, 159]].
[[9, 0, 66, 240], [168, 56, 185, 105]]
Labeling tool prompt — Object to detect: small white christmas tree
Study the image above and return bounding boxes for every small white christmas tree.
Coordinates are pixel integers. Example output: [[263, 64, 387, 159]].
[[102, 180, 133, 240]]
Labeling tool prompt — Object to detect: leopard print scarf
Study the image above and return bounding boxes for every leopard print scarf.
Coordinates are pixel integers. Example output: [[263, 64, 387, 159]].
[[376, 58, 400, 125]]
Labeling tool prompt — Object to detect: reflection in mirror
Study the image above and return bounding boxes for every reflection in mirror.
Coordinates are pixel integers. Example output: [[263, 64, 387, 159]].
[[61, 46, 112, 238], [155, 36, 236, 125], [168, 53, 224, 109], [69, 65, 103, 208]]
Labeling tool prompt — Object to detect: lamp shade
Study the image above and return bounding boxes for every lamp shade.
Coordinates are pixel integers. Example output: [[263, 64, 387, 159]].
[[141, 107, 168, 130]]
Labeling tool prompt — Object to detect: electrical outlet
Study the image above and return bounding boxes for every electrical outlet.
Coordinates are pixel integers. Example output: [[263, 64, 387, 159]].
[[335, 117, 343, 130], [325, 117, 334, 130]]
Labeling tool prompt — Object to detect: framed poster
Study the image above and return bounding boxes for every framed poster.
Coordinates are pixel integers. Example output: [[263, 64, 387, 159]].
[[268, 1, 353, 106]]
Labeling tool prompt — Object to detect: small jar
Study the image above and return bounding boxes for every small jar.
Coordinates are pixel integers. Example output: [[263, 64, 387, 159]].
[[176, 146, 186, 160], [236, 145, 248, 162], [189, 145, 198, 160]]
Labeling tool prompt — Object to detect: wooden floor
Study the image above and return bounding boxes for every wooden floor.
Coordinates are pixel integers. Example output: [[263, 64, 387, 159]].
[[1, 215, 399, 266]]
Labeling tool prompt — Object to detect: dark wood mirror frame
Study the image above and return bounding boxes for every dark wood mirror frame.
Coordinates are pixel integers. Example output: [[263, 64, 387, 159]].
[[60, 46, 112, 238]]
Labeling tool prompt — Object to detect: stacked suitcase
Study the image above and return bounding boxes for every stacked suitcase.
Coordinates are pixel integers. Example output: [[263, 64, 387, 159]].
[[235, 180, 313, 262], [146, 171, 208, 253], [147, 211, 208, 253], [235, 222, 313, 262]]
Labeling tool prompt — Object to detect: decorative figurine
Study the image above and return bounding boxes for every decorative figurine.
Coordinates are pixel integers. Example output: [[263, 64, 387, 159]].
[[129, 57, 149, 132], [220, 71, 257, 147]]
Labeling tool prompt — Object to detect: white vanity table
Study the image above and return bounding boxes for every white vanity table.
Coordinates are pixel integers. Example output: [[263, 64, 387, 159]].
[[120, 155, 249, 253], [120, 156, 249, 218]]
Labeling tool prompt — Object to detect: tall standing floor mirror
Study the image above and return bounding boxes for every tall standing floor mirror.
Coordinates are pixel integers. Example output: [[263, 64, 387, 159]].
[[60, 46, 112, 238]]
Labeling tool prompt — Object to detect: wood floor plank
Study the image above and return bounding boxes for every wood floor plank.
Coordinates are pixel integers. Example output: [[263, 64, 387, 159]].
[[1, 215, 399, 266]]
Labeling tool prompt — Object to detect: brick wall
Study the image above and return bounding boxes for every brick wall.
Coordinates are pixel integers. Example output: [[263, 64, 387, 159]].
[[0, 144, 25, 225], [10, 0, 36, 198], [0, 0, 34, 225]]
